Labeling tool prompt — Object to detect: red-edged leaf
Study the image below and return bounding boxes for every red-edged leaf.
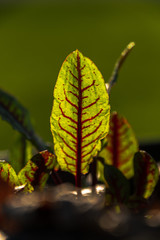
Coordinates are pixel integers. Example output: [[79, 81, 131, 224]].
[[18, 150, 55, 192], [104, 164, 130, 203], [0, 160, 19, 187], [99, 112, 138, 179], [133, 150, 159, 199]]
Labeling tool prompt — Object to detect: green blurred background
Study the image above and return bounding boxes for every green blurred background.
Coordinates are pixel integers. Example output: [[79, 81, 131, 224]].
[[1, 0, 160, 150]]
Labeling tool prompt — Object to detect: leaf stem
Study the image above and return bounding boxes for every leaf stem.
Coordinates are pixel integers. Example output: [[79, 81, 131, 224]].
[[91, 157, 97, 186], [106, 42, 135, 94], [51, 170, 62, 185], [21, 135, 27, 168]]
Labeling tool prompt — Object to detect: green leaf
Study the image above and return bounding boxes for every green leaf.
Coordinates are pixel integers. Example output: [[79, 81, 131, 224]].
[[50, 50, 110, 186], [106, 42, 135, 93], [18, 150, 55, 192], [104, 164, 130, 203], [99, 112, 138, 179], [0, 89, 47, 151], [0, 160, 19, 187], [133, 151, 159, 199], [0, 89, 34, 139]]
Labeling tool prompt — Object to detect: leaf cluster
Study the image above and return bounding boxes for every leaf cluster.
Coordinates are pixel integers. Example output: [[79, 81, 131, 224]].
[[0, 42, 159, 213]]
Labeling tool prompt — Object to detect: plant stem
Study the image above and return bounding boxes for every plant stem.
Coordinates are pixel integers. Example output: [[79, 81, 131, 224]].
[[91, 157, 97, 186], [21, 135, 27, 168], [51, 170, 62, 185]]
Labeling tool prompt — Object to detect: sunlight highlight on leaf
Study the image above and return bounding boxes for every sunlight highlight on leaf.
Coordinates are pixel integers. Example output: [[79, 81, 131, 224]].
[[50, 49, 110, 186]]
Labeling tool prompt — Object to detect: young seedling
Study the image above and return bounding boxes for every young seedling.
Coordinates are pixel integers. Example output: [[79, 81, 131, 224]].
[[103, 150, 159, 209], [0, 43, 159, 210], [98, 112, 159, 209]]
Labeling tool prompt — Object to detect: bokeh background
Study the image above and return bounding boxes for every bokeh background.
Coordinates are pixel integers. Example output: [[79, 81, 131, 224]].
[[1, 0, 160, 150]]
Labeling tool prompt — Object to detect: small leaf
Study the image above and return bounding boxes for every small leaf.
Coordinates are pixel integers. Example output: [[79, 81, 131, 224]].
[[0, 160, 19, 187], [104, 164, 130, 203], [50, 50, 110, 186], [99, 112, 138, 179], [106, 42, 135, 93], [18, 150, 55, 192], [133, 151, 159, 199], [0, 89, 47, 151]]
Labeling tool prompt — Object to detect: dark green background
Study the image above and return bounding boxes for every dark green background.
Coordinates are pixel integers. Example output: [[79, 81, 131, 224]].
[[1, 0, 160, 150]]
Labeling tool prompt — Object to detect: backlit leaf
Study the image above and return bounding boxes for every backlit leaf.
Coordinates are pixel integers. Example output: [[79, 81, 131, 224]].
[[104, 164, 130, 203], [99, 112, 138, 179], [50, 50, 110, 186], [18, 150, 55, 192], [0, 160, 19, 187], [133, 151, 159, 199]]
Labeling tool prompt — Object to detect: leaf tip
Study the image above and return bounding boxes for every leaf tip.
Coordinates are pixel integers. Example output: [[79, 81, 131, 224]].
[[74, 49, 80, 54], [127, 42, 135, 50]]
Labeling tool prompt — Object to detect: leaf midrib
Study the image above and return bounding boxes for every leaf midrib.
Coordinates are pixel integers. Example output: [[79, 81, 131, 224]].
[[76, 51, 82, 187]]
